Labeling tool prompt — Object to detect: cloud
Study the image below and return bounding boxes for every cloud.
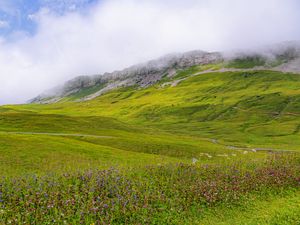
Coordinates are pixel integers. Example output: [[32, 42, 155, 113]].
[[0, 20, 9, 28], [40, 0, 96, 13], [0, 0, 15, 15], [0, 0, 300, 104]]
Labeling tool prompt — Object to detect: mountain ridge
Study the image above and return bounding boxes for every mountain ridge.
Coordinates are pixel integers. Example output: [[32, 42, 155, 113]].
[[30, 41, 300, 104]]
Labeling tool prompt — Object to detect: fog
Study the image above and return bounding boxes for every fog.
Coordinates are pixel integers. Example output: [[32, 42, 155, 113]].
[[1, 0, 300, 104]]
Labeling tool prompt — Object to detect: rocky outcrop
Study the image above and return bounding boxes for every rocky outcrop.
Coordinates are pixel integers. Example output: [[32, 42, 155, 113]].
[[30, 50, 223, 103]]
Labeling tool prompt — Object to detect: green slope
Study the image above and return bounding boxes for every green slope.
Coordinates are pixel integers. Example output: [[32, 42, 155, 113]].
[[7, 70, 300, 150], [1, 67, 300, 224], [1, 69, 300, 174], [193, 190, 300, 225], [0, 108, 240, 176]]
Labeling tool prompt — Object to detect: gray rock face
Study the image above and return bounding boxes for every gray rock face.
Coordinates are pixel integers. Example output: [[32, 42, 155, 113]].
[[30, 50, 223, 103]]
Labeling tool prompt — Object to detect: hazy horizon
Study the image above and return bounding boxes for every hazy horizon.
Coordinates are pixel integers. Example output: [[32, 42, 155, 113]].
[[0, 0, 300, 105]]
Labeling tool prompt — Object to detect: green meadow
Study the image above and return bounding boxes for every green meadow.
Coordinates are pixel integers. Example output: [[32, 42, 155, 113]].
[[1, 68, 300, 224]]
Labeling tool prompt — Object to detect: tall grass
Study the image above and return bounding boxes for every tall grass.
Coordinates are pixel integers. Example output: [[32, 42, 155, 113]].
[[1, 153, 299, 224]]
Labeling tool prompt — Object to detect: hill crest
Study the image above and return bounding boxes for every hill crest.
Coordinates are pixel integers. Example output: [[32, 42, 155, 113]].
[[30, 41, 300, 104]]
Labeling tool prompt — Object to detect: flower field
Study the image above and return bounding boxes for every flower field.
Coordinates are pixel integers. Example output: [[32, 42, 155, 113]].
[[1, 153, 300, 224]]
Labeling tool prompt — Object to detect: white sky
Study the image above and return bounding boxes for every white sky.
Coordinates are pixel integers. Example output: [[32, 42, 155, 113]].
[[1, 0, 300, 104]]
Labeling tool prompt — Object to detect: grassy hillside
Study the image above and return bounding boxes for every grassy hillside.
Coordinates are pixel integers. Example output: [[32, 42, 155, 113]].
[[8, 70, 300, 150], [226, 55, 267, 68], [2, 69, 300, 173], [1, 67, 300, 224]]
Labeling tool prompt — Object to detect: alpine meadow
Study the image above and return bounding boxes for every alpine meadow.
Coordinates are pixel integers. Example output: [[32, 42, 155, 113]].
[[1, 0, 300, 224]]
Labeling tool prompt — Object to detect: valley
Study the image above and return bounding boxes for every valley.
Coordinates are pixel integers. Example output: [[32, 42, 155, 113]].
[[1, 49, 300, 224]]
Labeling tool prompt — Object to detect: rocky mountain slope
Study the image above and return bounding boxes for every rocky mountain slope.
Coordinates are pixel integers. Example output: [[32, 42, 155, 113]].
[[30, 41, 300, 104]]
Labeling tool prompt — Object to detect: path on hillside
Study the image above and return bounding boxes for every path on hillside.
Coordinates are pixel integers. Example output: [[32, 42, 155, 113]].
[[164, 67, 294, 87], [0, 131, 113, 138], [193, 66, 300, 76], [208, 138, 296, 153]]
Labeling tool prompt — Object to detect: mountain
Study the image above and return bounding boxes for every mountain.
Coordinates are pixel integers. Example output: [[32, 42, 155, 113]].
[[3, 41, 300, 224], [3, 53, 300, 173], [29, 50, 222, 103], [30, 41, 300, 104]]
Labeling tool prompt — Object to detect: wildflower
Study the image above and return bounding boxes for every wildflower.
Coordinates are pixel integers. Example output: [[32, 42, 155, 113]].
[[192, 158, 198, 164]]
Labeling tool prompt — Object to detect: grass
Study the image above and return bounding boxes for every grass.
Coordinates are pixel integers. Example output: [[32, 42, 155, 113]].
[[9, 70, 300, 150], [1, 153, 299, 224], [0, 110, 243, 176], [196, 189, 300, 224], [0, 132, 187, 176], [1, 66, 300, 223], [65, 83, 106, 101], [226, 55, 266, 68]]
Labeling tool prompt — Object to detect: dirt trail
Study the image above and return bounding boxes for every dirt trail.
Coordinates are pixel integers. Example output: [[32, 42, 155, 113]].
[[0, 131, 113, 138], [161, 68, 265, 87], [208, 138, 296, 153], [163, 67, 300, 88]]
